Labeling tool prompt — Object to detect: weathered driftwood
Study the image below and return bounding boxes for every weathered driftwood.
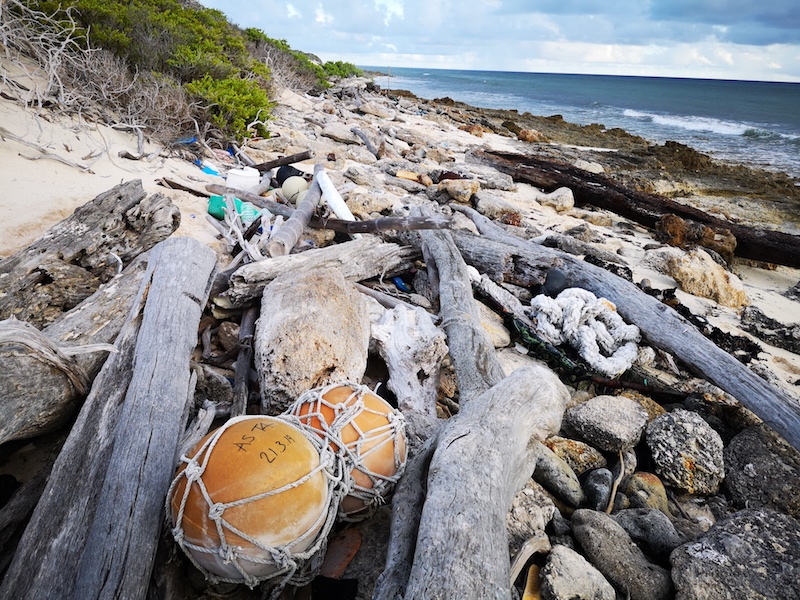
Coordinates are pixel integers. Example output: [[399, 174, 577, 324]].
[[472, 149, 800, 268], [375, 228, 568, 600], [219, 236, 419, 308], [0, 469, 50, 577], [0, 179, 180, 327], [0, 254, 149, 445], [267, 171, 324, 257], [403, 367, 567, 600], [454, 204, 800, 451], [255, 268, 371, 414], [231, 306, 258, 417], [371, 304, 447, 419], [0, 237, 217, 600]]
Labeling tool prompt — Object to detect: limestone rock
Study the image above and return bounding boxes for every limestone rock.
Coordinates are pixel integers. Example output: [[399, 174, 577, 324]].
[[358, 100, 396, 120], [671, 509, 800, 600], [646, 408, 725, 495], [424, 147, 454, 163], [536, 187, 575, 213], [461, 160, 516, 190], [574, 159, 605, 174], [437, 178, 480, 203], [458, 123, 484, 137], [506, 480, 556, 557], [518, 129, 549, 143], [541, 544, 616, 600], [477, 301, 511, 348], [666, 248, 749, 308], [322, 122, 361, 145], [255, 269, 370, 414], [571, 509, 673, 600], [616, 390, 667, 422], [543, 436, 607, 476], [724, 423, 800, 518], [613, 508, 685, 562], [565, 395, 648, 452], [344, 165, 378, 187], [345, 191, 397, 219]]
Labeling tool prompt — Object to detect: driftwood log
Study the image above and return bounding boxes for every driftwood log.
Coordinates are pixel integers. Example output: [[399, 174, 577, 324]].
[[0, 255, 149, 445], [0, 179, 180, 328], [0, 237, 217, 600], [453, 205, 800, 451], [219, 236, 419, 308], [471, 149, 800, 268], [375, 228, 568, 599]]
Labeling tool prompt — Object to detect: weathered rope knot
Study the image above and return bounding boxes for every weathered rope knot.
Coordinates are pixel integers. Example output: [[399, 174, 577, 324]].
[[208, 502, 225, 521]]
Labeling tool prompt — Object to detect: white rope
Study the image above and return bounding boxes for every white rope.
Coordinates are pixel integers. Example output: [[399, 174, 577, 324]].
[[288, 382, 408, 521], [528, 288, 641, 377]]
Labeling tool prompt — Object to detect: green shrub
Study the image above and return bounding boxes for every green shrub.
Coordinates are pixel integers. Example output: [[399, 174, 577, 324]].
[[323, 61, 363, 79], [186, 74, 272, 141]]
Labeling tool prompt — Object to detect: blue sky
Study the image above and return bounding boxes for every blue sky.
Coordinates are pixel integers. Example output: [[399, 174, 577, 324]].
[[198, 0, 800, 82]]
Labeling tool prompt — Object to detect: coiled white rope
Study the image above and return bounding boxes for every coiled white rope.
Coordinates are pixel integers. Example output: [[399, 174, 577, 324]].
[[528, 288, 641, 377]]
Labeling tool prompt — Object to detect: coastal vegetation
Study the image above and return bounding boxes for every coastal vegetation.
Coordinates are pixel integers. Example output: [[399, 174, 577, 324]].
[[3, 0, 362, 142]]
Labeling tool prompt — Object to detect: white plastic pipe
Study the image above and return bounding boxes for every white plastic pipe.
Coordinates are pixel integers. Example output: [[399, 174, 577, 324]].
[[316, 168, 361, 238]]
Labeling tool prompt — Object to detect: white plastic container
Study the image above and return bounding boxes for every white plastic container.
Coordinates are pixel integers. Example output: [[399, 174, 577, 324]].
[[226, 166, 260, 191]]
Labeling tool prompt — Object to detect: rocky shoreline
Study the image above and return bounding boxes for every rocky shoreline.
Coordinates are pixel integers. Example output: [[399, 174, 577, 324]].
[[1, 74, 799, 599]]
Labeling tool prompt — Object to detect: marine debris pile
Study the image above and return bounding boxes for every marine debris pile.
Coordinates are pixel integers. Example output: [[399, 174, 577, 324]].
[[1, 77, 799, 600]]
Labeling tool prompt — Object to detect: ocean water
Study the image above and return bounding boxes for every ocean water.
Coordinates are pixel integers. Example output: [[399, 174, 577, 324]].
[[363, 67, 800, 180]]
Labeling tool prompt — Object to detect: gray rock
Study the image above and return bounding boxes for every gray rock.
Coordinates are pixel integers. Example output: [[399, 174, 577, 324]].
[[613, 508, 684, 562], [671, 508, 800, 600], [739, 305, 800, 354], [583, 468, 613, 512], [460, 161, 516, 190], [565, 395, 648, 452], [646, 408, 725, 495], [534, 443, 586, 507], [571, 509, 673, 600], [724, 423, 800, 518], [541, 544, 616, 600]]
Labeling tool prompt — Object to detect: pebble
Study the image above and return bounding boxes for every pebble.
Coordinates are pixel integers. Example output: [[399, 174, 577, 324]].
[[533, 443, 586, 508], [671, 508, 800, 600], [583, 468, 613, 512], [540, 544, 616, 600], [571, 509, 673, 600], [564, 395, 648, 452], [646, 408, 725, 495], [613, 508, 685, 563]]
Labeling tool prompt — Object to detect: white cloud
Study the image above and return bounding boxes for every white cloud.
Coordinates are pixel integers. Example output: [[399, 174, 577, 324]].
[[286, 3, 301, 18], [315, 3, 334, 24]]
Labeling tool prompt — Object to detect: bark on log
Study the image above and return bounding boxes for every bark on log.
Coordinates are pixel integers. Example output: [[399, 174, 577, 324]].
[[453, 205, 800, 451], [0, 179, 180, 327], [472, 149, 800, 268], [252, 149, 314, 172], [220, 236, 419, 308], [0, 255, 150, 445], [0, 236, 217, 600]]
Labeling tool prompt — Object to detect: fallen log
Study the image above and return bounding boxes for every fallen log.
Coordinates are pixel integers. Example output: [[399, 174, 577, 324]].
[[0, 236, 217, 600], [453, 204, 800, 452], [219, 236, 419, 308], [0, 179, 180, 327], [251, 149, 314, 172], [471, 149, 800, 268]]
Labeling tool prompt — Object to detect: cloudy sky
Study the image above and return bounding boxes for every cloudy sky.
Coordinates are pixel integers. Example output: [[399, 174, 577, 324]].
[[198, 0, 800, 82]]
